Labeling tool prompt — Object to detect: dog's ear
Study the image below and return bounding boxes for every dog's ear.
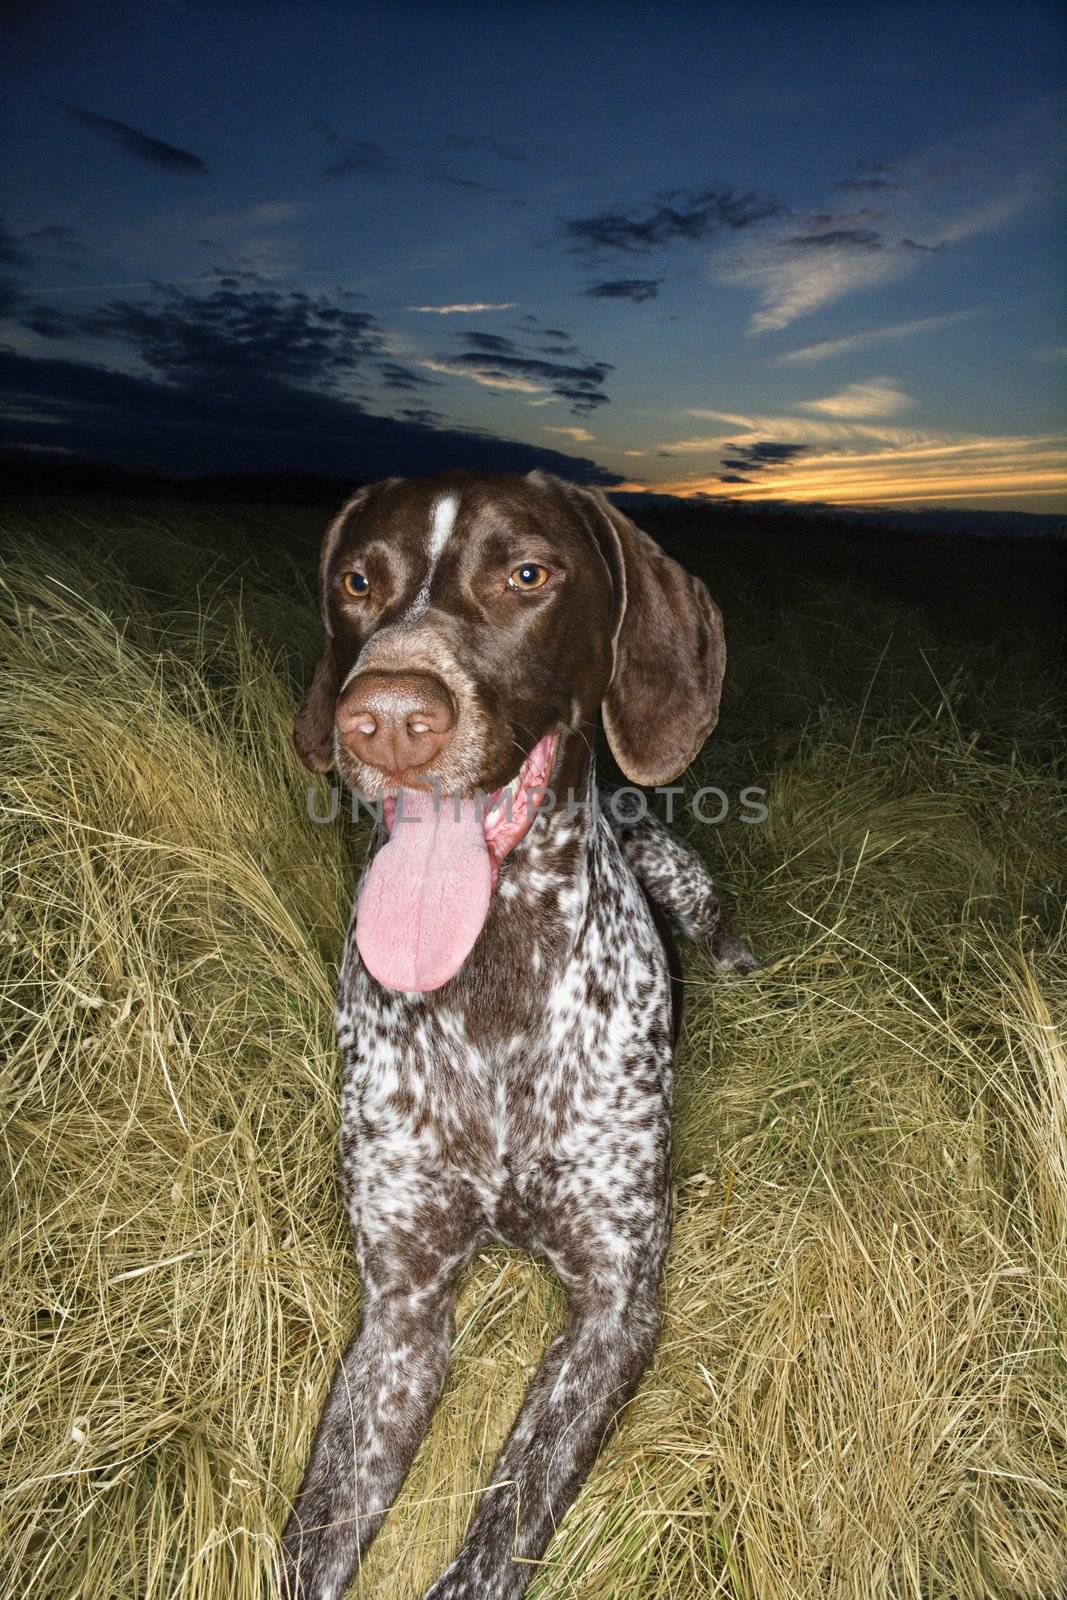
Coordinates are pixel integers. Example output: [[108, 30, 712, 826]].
[[293, 644, 343, 772], [293, 481, 400, 773], [576, 487, 726, 786]]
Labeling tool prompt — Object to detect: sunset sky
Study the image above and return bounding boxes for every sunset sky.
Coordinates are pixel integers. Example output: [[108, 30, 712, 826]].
[[3, 0, 1065, 511]]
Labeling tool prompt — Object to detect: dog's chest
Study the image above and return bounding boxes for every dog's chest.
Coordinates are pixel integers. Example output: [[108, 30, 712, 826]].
[[334, 816, 673, 1231]]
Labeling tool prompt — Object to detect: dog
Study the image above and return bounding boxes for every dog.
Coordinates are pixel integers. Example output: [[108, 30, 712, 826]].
[[282, 469, 755, 1599]]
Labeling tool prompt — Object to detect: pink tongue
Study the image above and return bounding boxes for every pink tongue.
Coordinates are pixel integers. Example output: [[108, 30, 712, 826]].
[[355, 789, 492, 993]]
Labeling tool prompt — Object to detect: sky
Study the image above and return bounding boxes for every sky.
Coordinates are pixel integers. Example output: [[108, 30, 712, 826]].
[[2, 0, 1065, 511]]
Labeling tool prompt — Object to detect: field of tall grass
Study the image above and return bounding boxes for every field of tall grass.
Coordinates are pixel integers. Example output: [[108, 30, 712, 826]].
[[1, 499, 1064, 1600]]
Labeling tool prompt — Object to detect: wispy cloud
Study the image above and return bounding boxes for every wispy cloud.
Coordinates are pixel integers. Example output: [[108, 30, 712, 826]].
[[460, 331, 519, 354], [424, 349, 613, 414], [582, 278, 662, 303], [421, 358, 544, 395], [643, 434, 1067, 508], [395, 405, 445, 425], [678, 404, 925, 449], [797, 379, 912, 419], [780, 309, 984, 363], [713, 97, 1061, 333], [422, 325, 614, 415], [786, 226, 883, 252], [544, 425, 594, 442], [406, 301, 516, 314], [718, 440, 810, 481], [560, 186, 781, 254], [651, 368, 1065, 507], [714, 220, 906, 335], [317, 125, 397, 180], [377, 361, 438, 391], [61, 104, 207, 175]]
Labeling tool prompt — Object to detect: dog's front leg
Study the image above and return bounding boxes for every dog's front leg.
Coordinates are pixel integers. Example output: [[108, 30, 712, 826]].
[[422, 1261, 664, 1600], [280, 1277, 453, 1600], [280, 1205, 477, 1600]]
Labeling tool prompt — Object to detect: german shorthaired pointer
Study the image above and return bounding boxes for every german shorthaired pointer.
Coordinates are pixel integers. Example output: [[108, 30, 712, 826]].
[[282, 469, 756, 1600]]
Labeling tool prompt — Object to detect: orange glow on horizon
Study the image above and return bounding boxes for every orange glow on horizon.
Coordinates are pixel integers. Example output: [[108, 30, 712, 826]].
[[613, 433, 1067, 512]]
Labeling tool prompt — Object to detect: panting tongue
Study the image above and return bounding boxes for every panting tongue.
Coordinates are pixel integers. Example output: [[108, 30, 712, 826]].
[[355, 787, 492, 993]]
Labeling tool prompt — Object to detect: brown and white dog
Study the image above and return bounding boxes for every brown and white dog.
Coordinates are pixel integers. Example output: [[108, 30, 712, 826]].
[[282, 469, 754, 1599]]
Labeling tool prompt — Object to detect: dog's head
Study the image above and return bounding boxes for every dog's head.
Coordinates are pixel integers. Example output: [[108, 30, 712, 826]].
[[294, 469, 725, 989]]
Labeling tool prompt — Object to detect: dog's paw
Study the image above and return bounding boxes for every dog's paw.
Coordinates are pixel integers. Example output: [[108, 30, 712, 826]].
[[708, 928, 761, 975]]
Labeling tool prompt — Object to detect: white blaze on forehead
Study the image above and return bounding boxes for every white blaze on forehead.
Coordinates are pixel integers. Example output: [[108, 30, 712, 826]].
[[429, 493, 458, 564], [403, 492, 458, 620]]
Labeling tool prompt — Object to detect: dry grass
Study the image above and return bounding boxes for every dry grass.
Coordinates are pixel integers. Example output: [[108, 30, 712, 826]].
[[1, 503, 1065, 1600]]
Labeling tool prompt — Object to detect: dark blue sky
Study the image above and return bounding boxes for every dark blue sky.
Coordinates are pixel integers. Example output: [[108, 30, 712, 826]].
[[3, 0, 1065, 508]]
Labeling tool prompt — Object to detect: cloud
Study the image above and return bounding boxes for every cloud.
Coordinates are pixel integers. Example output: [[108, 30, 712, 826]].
[[787, 226, 882, 250], [544, 425, 594, 442], [713, 98, 1061, 333], [425, 325, 614, 415], [560, 186, 782, 254], [669, 383, 925, 466], [651, 352, 1065, 507], [3, 275, 624, 480], [646, 432, 1067, 509], [672, 413, 928, 450], [779, 309, 983, 363], [719, 441, 810, 475], [406, 302, 516, 314], [395, 405, 445, 425], [797, 379, 912, 419], [582, 278, 662, 303], [20, 281, 385, 390], [376, 360, 438, 391], [317, 126, 397, 180], [61, 104, 207, 174], [458, 330, 520, 355], [421, 358, 545, 396], [715, 221, 904, 335], [0, 346, 622, 484], [427, 352, 613, 414]]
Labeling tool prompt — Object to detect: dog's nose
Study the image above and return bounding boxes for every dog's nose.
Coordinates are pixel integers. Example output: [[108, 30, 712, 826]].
[[336, 671, 456, 776]]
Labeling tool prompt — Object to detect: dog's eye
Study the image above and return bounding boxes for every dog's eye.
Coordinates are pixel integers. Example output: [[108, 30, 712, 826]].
[[508, 563, 550, 591], [342, 571, 371, 598]]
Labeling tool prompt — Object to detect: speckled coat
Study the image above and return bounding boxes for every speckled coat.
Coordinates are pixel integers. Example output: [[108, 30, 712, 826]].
[[280, 471, 756, 1600]]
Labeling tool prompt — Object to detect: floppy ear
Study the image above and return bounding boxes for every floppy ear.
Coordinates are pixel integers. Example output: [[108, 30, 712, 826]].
[[292, 481, 399, 773], [293, 643, 343, 772], [579, 488, 726, 786]]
